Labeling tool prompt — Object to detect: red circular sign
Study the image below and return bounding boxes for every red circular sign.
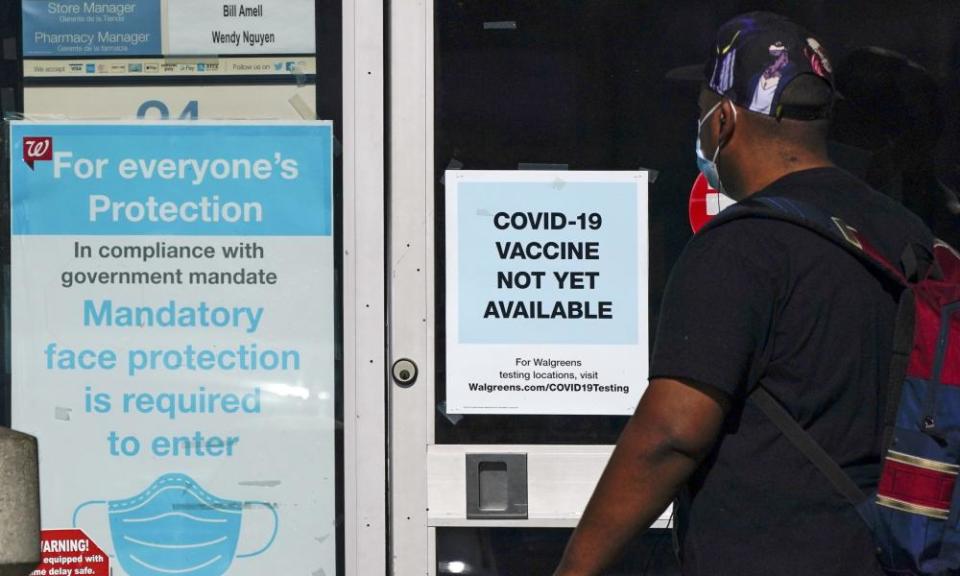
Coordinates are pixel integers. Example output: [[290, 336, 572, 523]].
[[688, 172, 735, 233], [689, 172, 715, 233]]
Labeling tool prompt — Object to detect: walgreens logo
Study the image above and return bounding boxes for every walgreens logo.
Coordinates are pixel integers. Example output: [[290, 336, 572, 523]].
[[23, 137, 53, 169]]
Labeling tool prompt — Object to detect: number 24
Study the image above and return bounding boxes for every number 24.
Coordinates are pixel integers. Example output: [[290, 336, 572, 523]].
[[136, 100, 200, 120]]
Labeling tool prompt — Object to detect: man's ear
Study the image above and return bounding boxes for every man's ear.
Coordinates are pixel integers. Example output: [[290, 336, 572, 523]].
[[717, 99, 737, 148]]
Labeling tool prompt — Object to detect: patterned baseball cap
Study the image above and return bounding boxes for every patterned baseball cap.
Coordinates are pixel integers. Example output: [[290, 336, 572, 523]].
[[704, 12, 835, 120]]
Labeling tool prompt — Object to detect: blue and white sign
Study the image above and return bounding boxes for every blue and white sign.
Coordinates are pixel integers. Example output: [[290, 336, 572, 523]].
[[22, 0, 162, 57], [10, 121, 336, 576], [445, 171, 649, 415]]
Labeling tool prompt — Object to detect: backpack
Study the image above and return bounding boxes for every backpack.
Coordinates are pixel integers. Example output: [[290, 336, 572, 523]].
[[701, 196, 960, 575]]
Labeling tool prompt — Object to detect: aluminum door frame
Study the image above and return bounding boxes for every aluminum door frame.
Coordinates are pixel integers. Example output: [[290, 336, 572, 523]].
[[343, 0, 387, 574], [389, 0, 435, 573]]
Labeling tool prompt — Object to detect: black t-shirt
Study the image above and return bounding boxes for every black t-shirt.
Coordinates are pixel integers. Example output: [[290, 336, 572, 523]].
[[650, 167, 933, 576]]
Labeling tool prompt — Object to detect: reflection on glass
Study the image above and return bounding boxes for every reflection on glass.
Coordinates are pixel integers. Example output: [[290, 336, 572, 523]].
[[437, 528, 678, 576]]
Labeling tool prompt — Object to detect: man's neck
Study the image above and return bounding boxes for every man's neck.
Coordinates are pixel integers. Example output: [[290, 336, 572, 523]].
[[731, 157, 834, 200]]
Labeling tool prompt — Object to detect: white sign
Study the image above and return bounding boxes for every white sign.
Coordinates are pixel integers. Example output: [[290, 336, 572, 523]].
[[10, 121, 336, 575], [166, 0, 315, 56], [25, 84, 317, 120], [445, 171, 649, 415]]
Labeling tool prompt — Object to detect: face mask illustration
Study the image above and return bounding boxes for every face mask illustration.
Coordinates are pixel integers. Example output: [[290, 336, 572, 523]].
[[73, 473, 278, 576]]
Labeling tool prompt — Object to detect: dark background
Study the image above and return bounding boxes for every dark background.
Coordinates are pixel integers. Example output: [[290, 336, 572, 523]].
[[431, 3, 960, 572], [1, 0, 19, 429], [432, 0, 960, 446]]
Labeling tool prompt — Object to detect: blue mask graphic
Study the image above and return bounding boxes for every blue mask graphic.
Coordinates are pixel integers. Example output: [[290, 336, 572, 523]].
[[74, 473, 278, 576]]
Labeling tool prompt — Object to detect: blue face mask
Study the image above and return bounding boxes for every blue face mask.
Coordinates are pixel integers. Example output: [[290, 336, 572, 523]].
[[696, 100, 735, 196], [74, 473, 278, 576]]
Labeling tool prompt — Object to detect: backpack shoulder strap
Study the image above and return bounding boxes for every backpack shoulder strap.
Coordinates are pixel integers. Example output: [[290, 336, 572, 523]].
[[706, 196, 918, 453], [702, 196, 915, 521], [700, 195, 909, 287], [750, 386, 869, 508]]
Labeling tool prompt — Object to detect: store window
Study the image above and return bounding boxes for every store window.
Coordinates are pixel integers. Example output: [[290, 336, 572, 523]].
[[427, 1, 960, 574], [432, 0, 960, 440], [3, 2, 344, 575]]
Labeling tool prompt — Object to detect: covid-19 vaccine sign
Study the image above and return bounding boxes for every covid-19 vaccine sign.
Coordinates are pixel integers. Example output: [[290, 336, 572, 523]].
[[445, 171, 649, 415], [10, 121, 336, 576]]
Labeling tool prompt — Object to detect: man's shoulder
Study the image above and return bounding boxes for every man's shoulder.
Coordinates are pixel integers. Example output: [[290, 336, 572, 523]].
[[679, 218, 790, 291], [756, 167, 934, 257]]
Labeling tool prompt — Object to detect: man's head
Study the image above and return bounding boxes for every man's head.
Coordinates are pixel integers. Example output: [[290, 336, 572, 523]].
[[696, 12, 836, 200]]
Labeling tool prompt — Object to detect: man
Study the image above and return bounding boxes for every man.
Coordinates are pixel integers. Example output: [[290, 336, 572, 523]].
[[555, 12, 932, 576]]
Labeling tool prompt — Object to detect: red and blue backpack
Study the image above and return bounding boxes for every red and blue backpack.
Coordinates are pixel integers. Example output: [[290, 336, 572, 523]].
[[703, 196, 960, 575]]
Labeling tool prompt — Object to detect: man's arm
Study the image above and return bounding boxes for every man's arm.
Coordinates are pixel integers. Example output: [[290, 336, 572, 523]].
[[553, 377, 729, 576]]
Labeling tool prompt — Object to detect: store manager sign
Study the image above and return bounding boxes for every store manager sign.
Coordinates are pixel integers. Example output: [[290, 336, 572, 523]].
[[22, 0, 162, 56], [166, 0, 316, 55]]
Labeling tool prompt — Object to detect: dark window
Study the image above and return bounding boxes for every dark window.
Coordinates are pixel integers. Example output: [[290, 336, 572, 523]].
[[433, 0, 960, 444]]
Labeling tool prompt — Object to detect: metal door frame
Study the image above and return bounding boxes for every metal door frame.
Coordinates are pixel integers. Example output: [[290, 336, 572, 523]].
[[343, 0, 387, 574], [389, 0, 434, 572]]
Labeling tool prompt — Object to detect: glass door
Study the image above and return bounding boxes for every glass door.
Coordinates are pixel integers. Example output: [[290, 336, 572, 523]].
[[389, 2, 696, 574], [389, 1, 960, 574]]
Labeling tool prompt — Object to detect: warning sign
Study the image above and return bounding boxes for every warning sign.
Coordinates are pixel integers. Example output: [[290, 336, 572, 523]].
[[30, 529, 109, 576]]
